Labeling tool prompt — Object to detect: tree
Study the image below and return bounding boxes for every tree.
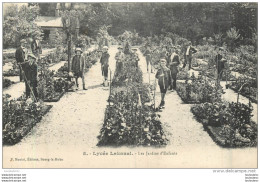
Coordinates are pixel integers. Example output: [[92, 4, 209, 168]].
[[3, 4, 42, 48], [226, 27, 241, 52]]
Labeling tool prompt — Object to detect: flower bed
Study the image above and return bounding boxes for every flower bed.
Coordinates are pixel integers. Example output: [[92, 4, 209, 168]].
[[176, 76, 222, 104], [3, 94, 52, 145], [3, 78, 15, 88], [229, 79, 257, 104], [98, 55, 167, 146], [191, 102, 257, 148], [3, 68, 20, 76], [38, 65, 73, 102]]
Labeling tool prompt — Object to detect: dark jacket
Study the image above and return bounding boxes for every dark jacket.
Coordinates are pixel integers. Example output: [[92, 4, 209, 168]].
[[15, 47, 26, 63], [100, 52, 110, 66], [155, 67, 172, 88], [215, 54, 225, 73], [71, 55, 85, 73], [23, 62, 38, 82], [169, 53, 180, 74], [31, 39, 42, 54], [184, 46, 197, 60], [144, 49, 152, 61]]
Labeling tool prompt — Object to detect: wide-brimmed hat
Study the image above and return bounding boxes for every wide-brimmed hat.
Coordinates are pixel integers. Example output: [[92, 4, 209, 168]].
[[103, 46, 108, 50], [28, 54, 37, 60], [75, 47, 83, 53], [20, 39, 26, 44]]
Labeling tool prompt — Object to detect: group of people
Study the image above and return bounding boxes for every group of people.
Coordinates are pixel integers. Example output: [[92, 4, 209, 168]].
[[15, 37, 227, 107], [145, 42, 227, 109], [15, 36, 42, 100]]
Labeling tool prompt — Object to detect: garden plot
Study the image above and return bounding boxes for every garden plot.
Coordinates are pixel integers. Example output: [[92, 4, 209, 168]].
[[220, 81, 257, 123]]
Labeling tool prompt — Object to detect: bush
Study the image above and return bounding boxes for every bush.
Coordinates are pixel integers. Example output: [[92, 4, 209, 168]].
[[3, 78, 15, 88]]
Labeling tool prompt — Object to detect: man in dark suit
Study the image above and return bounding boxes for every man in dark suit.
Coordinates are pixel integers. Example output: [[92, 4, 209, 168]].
[[168, 46, 180, 90], [15, 39, 28, 81], [183, 42, 197, 70], [31, 35, 42, 60], [215, 47, 227, 81]]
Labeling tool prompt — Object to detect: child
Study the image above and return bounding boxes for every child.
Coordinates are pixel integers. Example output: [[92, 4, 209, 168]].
[[115, 46, 125, 74], [155, 59, 172, 108], [168, 46, 180, 90], [71, 47, 87, 90], [132, 48, 139, 67], [100, 46, 110, 86], [21, 54, 38, 100]]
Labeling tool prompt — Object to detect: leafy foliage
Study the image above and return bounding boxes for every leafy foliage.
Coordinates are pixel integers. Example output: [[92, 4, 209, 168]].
[[98, 52, 167, 146], [3, 4, 42, 48], [3, 94, 45, 145], [191, 101, 257, 147]]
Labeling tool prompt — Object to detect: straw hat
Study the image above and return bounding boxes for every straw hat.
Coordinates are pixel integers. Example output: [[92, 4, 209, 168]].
[[75, 47, 83, 53], [27, 54, 37, 60]]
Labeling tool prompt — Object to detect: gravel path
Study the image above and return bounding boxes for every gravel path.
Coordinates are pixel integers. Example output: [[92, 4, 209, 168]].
[[3, 46, 257, 168]]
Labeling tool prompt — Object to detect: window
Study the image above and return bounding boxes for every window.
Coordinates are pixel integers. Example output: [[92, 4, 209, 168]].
[[43, 29, 50, 40]]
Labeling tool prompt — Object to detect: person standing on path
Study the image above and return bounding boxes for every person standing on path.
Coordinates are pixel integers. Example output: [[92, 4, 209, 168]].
[[15, 39, 28, 82], [100, 46, 110, 86], [31, 35, 42, 61], [183, 42, 197, 70], [132, 48, 140, 68], [21, 54, 38, 99], [143, 45, 153, 73], [168, 47, 180, 91], [71, 48, 87, 90], [155, 59, 172, 109], [215, 47, 227, 81], [115, 46, 125, 75]]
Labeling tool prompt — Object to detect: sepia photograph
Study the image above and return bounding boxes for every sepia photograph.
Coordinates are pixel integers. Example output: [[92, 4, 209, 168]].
[[2, 2, 258, 169]]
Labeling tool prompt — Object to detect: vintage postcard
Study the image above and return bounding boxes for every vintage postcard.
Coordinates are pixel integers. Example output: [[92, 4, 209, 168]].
[[2, 2, 257, 168]]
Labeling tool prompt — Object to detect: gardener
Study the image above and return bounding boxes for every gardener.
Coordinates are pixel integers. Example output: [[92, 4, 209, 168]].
[[115, 46, 125, 75], [31, 35, 42, 61], [143, 45, 153, 73], [183, 42, 197, 70], [132, 48, 140, 67], [100, 46, 110, 86], [15, 39, 28, 82], [71, 47, 87, 90], [155, 59, 172, 109], [21, 54, 38, 100], [168, 46, 180, 91], [215, 47, 227, 81]]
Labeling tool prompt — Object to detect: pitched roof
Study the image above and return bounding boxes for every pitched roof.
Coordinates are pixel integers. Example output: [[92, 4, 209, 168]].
[[35, 16, 63, 28]]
